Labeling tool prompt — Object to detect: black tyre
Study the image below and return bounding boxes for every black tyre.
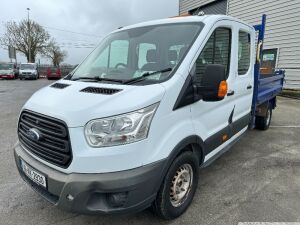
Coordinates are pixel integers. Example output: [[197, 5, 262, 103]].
[[255, 105, 272, 130], [152, 151, 199, 220]]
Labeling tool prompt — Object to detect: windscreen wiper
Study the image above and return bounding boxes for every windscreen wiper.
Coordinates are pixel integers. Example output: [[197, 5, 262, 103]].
[[123, 68, 172, 84], [72, 76, 125, 84]]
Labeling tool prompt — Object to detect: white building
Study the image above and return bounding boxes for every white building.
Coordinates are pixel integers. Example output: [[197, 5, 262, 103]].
[[179, 0, 300, 89]]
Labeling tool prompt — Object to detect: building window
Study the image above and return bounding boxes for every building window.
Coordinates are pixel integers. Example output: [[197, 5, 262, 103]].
[[238, 31, 251, 75], [261, 48, 278, 75], [194, 27, 231, 85]]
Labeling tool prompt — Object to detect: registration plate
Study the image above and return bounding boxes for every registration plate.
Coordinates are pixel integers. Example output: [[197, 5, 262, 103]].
[[21, 159, 47, 188]]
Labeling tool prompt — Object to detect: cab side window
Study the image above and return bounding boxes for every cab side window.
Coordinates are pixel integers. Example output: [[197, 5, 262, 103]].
[[238, 31, 251, 75], [194, 27, 231, 86]]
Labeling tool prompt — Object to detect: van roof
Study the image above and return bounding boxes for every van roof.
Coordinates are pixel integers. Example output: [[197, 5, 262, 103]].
[[117, 15, 253, 32]]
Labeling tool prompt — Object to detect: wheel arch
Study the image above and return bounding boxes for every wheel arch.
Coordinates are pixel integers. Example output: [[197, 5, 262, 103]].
[[156, 135, 205, 190], [167, 135, 205, 166]]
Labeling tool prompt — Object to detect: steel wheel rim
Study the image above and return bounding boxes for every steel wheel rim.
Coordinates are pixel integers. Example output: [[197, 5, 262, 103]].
[[170, 163, 193, 207]]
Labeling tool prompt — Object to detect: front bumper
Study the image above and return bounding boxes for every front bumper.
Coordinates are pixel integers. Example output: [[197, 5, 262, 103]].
[[47, 74, 61, 78], [20, 74, 36, 79], [0, 74, 14, 79], [14, 144, 165, 214]]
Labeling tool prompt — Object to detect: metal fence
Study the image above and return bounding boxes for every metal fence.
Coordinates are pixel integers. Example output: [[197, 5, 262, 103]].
[[38, 64, 77, 77]]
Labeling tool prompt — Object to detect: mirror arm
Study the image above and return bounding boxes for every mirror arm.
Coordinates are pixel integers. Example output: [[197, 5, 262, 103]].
[[193, 84, 201, 101]]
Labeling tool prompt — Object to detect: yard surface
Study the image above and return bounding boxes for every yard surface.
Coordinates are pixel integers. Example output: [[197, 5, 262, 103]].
[[0, 79, 299, 224]]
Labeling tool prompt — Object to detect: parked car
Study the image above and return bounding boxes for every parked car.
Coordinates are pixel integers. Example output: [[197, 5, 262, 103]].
[[0, 62, 19, 79], [14, 14, 284, 219], [19, 63, 39, 80], [47, 67, 62, 80]]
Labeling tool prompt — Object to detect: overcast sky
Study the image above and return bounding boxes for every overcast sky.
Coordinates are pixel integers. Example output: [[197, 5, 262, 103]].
[[0, 0, 179, 65]]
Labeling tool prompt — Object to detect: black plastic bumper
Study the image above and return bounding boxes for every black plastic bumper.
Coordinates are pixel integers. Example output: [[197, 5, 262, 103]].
[[14, 144, 165, 214]]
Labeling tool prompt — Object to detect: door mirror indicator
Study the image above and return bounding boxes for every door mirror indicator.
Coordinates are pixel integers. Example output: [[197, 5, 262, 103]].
[[218, 80, 228, 98], [193, 64, 227, 102]]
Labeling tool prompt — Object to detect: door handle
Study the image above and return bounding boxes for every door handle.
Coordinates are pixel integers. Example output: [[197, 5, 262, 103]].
[[227, 90, 235, 96], [247, 85, 252, 90]]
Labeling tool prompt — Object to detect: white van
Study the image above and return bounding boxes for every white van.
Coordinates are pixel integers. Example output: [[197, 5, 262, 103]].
[[19, 63, 39, 80], [14, 15, 284, 219]]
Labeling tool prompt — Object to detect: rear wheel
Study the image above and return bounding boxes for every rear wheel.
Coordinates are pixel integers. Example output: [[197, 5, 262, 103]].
[[255, 105, 272, 130], [152, 151, 199, 220]]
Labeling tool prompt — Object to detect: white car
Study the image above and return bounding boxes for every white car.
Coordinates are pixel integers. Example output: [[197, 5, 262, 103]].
[[0, 62, 19, 79], [14, 15, 283, 219], [19, 63, 39, 80]]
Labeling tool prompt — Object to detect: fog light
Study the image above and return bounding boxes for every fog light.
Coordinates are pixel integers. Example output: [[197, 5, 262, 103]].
[[107, 192, 128, 207]]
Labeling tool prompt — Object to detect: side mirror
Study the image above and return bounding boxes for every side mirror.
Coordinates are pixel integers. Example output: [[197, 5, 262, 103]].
[[194, 64, 228, 102]]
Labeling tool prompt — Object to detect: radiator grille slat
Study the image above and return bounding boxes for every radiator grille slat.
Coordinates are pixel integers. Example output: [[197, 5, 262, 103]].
[[80, 86, 121, 95], [18, 111, 72, 168]]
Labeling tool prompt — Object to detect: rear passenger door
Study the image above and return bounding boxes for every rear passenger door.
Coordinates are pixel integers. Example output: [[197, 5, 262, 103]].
[[231, 23, 254, 129], [191, 22, 236, 157]]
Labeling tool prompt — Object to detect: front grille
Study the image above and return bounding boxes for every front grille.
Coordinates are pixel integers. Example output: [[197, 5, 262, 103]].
[[18, 110, 72, 168], [22, 72, 32, 75], [80, 86, 121, 95]]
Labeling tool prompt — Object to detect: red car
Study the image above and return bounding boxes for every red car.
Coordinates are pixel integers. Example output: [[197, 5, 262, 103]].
[[47, 67, 62, 80]]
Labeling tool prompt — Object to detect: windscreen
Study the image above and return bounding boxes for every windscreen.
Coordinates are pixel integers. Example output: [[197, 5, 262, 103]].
[[0, 63, 13, 70], [72, 22, 203, 84], [20, 64, 35, 70]]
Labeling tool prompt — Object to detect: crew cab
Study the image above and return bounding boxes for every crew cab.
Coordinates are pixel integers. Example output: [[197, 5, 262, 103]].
[[0, 62, 19, 79], [14, 14, 284, 219], [19, 63, 39, 80]]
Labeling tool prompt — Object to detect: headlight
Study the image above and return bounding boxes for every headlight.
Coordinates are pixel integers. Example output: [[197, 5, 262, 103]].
[[84, 103, 159, 147]]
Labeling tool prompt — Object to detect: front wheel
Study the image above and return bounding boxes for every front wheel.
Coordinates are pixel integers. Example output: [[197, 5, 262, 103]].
[[255, 105, 272, 130], [152, 151, 199, 220]]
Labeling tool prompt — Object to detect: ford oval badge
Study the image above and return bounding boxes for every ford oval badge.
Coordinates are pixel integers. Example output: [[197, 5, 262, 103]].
[[27, 128, 42, 141]]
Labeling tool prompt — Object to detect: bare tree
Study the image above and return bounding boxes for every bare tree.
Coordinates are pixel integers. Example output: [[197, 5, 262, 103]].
[[43, 40, 67, 67], [0, 20, 50, 63]]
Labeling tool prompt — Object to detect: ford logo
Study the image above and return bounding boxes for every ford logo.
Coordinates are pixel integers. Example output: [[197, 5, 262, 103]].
[[27, 128, 42, 141]]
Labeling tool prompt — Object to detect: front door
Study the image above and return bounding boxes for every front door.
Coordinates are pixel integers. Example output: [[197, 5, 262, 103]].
[[191, 21, 237, 158]]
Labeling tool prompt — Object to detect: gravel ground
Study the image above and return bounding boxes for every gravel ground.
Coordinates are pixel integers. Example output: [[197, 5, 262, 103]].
[[0, 79, 299, 225]]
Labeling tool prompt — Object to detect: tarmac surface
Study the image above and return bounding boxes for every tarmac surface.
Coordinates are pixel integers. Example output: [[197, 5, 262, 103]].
[[0, 79, 299, 225]]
